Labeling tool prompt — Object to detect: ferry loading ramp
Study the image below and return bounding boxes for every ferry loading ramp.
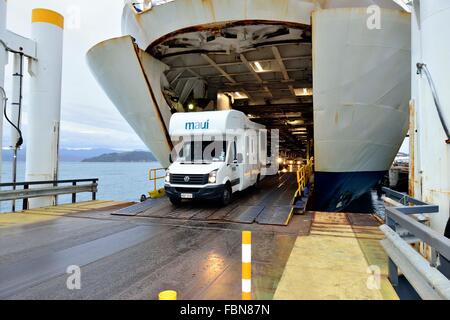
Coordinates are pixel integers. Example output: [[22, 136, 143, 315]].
[[0, 173, 396, 300]]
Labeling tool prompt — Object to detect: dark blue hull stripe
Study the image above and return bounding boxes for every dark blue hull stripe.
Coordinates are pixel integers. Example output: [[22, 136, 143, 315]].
[[314, 171, 387, 212]]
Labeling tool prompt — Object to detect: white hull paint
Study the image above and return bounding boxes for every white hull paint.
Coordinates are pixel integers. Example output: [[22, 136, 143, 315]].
[[122, 0, 315, 50], [313, 8, 411, 173], [87, 36, 173, 168], [412, 1, 450, 234]]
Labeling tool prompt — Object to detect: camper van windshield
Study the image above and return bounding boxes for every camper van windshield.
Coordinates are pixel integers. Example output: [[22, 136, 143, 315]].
[[178, 140, 227, 163]]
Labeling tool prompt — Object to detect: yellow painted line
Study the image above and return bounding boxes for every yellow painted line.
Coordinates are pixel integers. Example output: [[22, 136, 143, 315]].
[[274, 213, 398, 300], [311, 225, 354, 232], [0, 212, 60, 228], [310, 231, 385, 241], [0, 201, 128, 229], [32, 8, 64, 29], [58, 200, 109, 207], [311, 227, 383, 236], [284, 208, 294, 225], [312, 223, 380, 230], [25, 210, 77, 215], [274, 234, 397, 300]]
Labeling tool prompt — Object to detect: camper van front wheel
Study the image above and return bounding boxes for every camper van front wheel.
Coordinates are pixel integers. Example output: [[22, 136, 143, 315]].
[[254, 175, 261, 189], [169, 197, 182, 206], [221, 185, 232, 206]]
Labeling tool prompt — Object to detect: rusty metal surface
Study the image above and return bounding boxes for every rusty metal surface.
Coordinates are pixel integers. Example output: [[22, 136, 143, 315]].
[[147, 19, 311, 53], [274, 210, 397, 300], [347, 213, 382, 227], [121, 0, 315, 51], [310, 212, 384, 240]]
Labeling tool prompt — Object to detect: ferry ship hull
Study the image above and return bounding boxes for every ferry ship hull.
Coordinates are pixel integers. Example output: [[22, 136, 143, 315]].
[[87, 0, 411, 211], [313, 8, 411, 211]]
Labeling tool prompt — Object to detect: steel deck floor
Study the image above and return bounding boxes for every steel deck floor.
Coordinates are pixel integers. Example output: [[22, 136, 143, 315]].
[[114, 173, 298, 226], [0, 178, 309, 299], [0, 175, 396, 300]]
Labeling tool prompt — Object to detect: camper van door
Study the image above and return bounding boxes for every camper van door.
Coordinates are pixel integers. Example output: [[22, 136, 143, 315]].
[[227, 138, 240, 192], [242, 131, 256, 189]]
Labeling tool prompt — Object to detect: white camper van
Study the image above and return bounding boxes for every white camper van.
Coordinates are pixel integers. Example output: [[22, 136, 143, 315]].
[[164, 110, 267, 206]]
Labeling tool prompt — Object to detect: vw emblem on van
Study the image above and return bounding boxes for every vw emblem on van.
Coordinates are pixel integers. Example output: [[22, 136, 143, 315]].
[[184, 176, 190, 183]]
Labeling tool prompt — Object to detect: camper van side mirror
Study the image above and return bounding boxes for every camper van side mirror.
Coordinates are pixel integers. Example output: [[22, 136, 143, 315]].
[[236, 153, 244, 164]]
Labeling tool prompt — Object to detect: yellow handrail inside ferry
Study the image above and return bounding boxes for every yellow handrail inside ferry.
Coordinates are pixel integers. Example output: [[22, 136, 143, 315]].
[[148, 167, 167, 198]]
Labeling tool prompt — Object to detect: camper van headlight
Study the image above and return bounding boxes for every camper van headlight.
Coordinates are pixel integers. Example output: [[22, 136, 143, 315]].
[[165, 171, 170, 183], [208, 170, 218, 184]]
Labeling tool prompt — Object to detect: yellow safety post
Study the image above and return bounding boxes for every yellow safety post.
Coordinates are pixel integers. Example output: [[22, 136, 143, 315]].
[[242, 231, 252, 300], [148, 168, 167, 198], [295, 165, 306, 198], [159, 290, 177, 300]]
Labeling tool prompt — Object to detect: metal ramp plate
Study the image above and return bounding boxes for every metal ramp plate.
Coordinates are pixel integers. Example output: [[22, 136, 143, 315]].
[[206, 204, 239, 221], [256, 205, 294, 226], [112, 173, 299, 226], [222, 205, 265, 224], [111, 198, 167, 216]]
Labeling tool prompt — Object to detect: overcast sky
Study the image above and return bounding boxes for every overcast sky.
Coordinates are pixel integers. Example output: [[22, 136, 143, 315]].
[[3, 0, 408, 154], [3, 0, 146, 151]]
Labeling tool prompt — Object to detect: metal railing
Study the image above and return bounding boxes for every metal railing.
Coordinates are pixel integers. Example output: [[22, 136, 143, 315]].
[[295, 158, 313, 198], [381, 187, 450, 299], [148, 168, 166, 198], [0, 178, 98, 212]]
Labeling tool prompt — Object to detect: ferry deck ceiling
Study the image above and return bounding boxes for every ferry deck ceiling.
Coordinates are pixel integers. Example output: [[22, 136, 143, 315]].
[[149, 23, 314, 156]]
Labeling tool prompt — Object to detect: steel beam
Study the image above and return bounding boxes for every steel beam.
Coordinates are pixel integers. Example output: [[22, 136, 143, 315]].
[[201, 54, 236, 84]]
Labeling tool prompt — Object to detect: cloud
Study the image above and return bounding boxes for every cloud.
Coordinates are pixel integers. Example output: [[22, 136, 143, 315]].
[[2, 0, 146, 150]]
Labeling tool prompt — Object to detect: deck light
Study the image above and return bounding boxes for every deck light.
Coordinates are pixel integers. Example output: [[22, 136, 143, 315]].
[[250, 60, 279, 73], [253, 61, 264, 72], [288, 120, 305, 126], [226, 91, 249, 100], [294, 88, 313, 96], [188, 103, 195, 110]]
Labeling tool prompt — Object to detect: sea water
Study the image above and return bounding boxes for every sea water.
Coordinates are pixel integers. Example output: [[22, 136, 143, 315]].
[[1, 161, 163, 213], [0, 161, 385, 217]]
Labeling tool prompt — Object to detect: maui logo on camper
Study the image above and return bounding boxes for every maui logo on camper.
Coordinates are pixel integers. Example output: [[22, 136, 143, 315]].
[[185, 120, 209, 130]]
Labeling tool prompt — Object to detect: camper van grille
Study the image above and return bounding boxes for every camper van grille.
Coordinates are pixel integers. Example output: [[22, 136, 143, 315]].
[[170, 174, 209, 185]]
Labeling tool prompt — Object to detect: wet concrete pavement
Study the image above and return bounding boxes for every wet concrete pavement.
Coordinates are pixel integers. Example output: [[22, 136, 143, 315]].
[[0, 174, 310, 300]]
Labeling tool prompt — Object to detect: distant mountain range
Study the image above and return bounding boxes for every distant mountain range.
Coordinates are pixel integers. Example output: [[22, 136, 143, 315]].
[[82, 151, 156, 163], [2, 148, 156, 162]]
